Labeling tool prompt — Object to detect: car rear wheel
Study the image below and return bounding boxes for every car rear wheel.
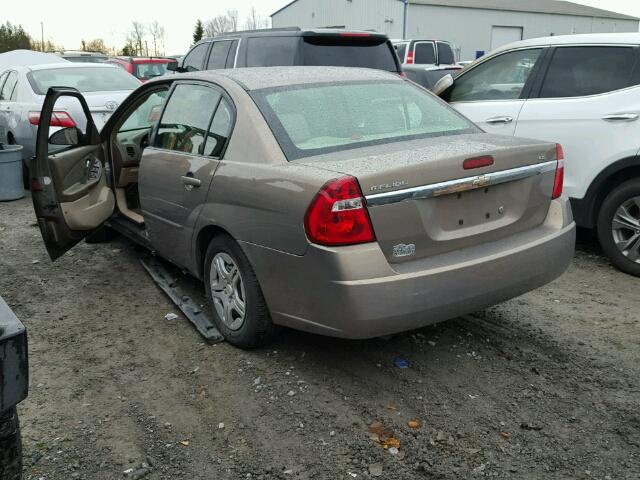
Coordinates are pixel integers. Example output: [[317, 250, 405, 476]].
[[597, 179, 640, 277], [0, 407, 22, 480], [204, 235, 278, 348]]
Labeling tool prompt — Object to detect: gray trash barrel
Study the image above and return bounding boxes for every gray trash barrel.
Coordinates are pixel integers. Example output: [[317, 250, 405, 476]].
[[0, 145, 25, 201]]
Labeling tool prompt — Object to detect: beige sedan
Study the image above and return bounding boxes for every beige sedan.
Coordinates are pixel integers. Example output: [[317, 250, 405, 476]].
[[30, 67, 575, 348]]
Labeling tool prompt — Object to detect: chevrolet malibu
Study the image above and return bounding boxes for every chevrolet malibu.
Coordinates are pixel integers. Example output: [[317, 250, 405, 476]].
[[30, 67, 575, 348]]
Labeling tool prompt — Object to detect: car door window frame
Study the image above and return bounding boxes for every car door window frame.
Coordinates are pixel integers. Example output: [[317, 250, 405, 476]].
[[206, 40, 234, 70], [150, 80, 236, 160], [0, 71, 18, 101], [448, 46, 551, 103], [528, 44, 640, 100]]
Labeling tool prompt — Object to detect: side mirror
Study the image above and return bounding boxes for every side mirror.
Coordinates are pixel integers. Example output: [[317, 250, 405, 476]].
[[431, 74, 454, 96], [166, 60, 179, 72], [49, 126, 82, 146]]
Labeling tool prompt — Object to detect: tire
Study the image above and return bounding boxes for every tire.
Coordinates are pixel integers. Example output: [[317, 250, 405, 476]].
[[596, 178, 640, 277], [204, 235, 278, 349], [0, 407, 22, 480]]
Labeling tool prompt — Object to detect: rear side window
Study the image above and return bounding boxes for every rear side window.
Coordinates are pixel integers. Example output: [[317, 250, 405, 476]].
[[253, 81, 477, 160], [539, 46, 637, 98], [155, 84, 221, 155], [183, 42, 209, 72], [226, 40, 239, 68], [450, 48, 542, 102], [302, 36, 398, 72], [203, 98, 233, 157], [246, 37, 299, 67], [414, 42, 436, 64], [207, 41, 232, 69], [437, 42, 455, 64]]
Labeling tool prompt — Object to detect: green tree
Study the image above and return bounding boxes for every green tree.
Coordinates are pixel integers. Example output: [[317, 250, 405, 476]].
[[0, 22, 32, 53], [193, 19, 204, 45], [121, 41, 134, 56]]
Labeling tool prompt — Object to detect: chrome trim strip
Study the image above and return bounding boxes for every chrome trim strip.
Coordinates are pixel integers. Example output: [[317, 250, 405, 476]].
[[365, 161, 556, 207]]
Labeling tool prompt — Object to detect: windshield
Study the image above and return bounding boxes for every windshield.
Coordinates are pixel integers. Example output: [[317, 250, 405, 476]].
[[253, 81, 477, 160], [134, 62, 169, 80], [28, 67, 140, 94]]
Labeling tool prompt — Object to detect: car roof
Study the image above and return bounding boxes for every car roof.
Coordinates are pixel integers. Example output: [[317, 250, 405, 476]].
[[16, 62, 122, 73], [492, 32, 640, 54], [197, 27, 389, 44], [163, 66, 401, 91]]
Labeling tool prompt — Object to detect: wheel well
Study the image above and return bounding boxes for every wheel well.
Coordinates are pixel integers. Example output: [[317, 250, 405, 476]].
[[195, 225, 232, 278], [590, 165, 640, 227]]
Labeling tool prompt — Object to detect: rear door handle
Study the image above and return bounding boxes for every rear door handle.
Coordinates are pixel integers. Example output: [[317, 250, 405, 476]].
[[485, 116, 513, 124], [181, 174, 201, 189], [602, 113, 639, 122]]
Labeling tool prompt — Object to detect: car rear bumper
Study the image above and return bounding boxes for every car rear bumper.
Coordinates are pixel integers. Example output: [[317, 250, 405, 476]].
[[0, 296, 28, 413], [242, 198, 576, 339]]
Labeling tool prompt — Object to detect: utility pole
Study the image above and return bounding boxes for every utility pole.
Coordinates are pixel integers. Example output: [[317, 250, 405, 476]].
[[40, 22, 44, 51]]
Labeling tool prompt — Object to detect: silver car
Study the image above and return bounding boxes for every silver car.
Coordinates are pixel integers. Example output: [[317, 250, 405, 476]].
[[0, 62, 140, 183], [31, 67, 575, 348]]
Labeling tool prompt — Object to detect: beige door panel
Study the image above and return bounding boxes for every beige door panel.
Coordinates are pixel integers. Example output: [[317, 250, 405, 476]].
[[60, 172, 114, 230], [50, 145, 105, 203]]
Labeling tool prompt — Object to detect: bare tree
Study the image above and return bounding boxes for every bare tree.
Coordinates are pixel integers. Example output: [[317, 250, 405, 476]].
[[204, 10, 239, 37], [149, 20, 165, 56], [130, 21, 146, 56], [244, 6, 269, 31]]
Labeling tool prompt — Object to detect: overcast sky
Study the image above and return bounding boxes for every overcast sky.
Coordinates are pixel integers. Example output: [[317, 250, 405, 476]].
[[6, 0, 640, 55]]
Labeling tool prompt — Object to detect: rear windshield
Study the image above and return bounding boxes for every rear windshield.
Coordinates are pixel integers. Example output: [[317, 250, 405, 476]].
[[134, 62, 169, 80], [28, 67, 140, 94], [252, 81, 477, 160], [245, 36, 399, 72]]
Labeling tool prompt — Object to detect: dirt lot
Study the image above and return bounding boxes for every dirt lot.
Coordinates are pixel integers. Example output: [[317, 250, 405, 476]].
[[1, 195, 639, 480]]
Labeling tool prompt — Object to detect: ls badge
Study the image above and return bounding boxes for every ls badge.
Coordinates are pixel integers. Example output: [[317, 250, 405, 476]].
[[393, 243, 416, 258]]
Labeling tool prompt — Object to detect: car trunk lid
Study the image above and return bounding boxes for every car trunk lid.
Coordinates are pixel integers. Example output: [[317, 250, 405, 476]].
[[298, 133, 559, 264]]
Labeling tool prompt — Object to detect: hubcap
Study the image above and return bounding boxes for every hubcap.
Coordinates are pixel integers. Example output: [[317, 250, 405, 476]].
[[611, 196, 640, 263], [209, 252, 246, 331]]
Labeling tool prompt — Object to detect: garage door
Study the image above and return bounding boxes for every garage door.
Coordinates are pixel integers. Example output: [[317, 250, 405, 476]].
[[491, 26, 523, 50]]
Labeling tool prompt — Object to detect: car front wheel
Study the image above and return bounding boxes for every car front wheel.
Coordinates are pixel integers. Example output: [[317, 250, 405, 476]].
[[204, 235, 278, 348], [0, 407, 22, 480], [597, 179, 640, 277]]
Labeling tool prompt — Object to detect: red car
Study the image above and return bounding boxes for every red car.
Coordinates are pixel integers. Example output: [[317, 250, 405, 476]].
[[107, 57, 175, 82]]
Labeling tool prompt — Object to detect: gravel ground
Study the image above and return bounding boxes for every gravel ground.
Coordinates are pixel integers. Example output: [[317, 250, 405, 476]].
[[1, 195, 639, 480]]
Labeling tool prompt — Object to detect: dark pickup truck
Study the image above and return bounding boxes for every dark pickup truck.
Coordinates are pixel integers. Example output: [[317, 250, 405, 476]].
[[0, 296, 28, 480]]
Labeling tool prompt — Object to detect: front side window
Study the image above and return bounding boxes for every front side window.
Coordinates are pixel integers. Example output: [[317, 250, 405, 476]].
[[253, 81, 477, 160], [154, 84, 222, 155], [118, 90, 168, 134], [450, 48, 542, 102], [28, 67, 139, 94], [207, 41, 232, 69], [183, 42, 209, 71], [0, 71, 18, 101], [414, 42, 436, 64], [539, 46, 637, 98]]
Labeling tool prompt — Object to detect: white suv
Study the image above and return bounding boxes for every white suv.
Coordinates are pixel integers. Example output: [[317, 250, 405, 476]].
[[435, 33, 640, 277]]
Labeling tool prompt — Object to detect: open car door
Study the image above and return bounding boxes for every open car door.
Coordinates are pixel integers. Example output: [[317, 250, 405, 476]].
[[31, 87, 115, 260]]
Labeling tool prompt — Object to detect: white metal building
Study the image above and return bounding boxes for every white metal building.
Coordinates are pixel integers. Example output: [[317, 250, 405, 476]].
[[271, 0, 639, 60]]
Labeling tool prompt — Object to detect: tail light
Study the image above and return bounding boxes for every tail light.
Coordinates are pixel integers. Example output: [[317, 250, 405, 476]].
[[463, 155, 494, 170], [406, 50, 415, 64], [304, 176, 376, 246], [552, 143, 564, 199], [28, 111, 76, 128]]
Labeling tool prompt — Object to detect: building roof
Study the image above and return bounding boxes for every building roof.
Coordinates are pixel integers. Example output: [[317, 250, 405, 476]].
[[271, 0, 639, 21]]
